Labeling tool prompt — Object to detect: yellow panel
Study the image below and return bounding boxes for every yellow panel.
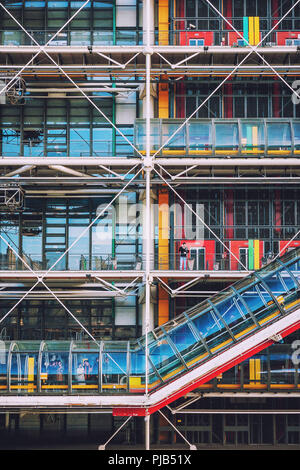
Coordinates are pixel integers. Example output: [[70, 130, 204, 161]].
[[129, 376, 142, 388], [158, 190, 169, 269], [250, 358, 261, 383], [254, 239, 260, 270], [28, 357, 35, 393], [255, 358, 261, 382], [252, 126, 258, 147], [28, 357, 34, 382], [249, 17, 254, 45], [254, 17, 260, 45], [159, 0, 169, 45], [249, 358, 255, 381]]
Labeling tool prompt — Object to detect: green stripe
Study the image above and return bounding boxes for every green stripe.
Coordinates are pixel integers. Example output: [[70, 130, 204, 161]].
[[248, 239, 254, 270], [243, 16, 249, 44]]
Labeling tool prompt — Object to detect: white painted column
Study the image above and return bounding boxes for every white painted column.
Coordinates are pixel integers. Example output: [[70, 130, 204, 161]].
[[143, 0, 155, 46], [139, 187, 156, 334], [143, 0, 155, 450]]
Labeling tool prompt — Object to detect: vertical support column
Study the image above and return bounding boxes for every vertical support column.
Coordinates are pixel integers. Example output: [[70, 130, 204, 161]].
[[143, 0, 155, 450], [145, 415, 150, 450], [139, 185, 156, 335], [143, 0, 155, 46]]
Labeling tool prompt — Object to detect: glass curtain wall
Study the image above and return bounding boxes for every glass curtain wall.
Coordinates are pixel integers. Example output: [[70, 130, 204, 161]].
[[174, 81, 300, 119], [0, 0, 140, 46], [0, 196, 141, 271], [0, 298, 140, 340], [0, 98, 118, 158]]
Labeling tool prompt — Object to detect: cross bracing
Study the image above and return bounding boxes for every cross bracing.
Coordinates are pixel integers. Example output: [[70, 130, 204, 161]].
[[1, 0, 300, 450]]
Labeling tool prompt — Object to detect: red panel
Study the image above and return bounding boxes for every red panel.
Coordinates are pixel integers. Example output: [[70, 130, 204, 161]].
[[113, 317, 300, 416], [224, 83, 233, 118], [224, 189, 234, 238], [276, 31, 300, 45], [176, 239, 216, 270], [175, 82, 185, 118], [274, 189, 281, 234], [224, 0, 232, 28], [273, 81, 280, 118], [176, 0, 185, 32], [229, 240, 249, 271], [279, 240, 300, 256], [229, 240, 264, 270], [179, 31, 214, 46], [228, 31, 243, 46]]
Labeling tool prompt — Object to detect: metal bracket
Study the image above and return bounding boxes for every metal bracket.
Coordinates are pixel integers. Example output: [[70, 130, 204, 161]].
[[142, 158, 154, 170], [270, 333, 283, 342]]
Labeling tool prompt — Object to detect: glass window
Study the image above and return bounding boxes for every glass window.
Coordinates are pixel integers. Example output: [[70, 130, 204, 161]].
[[293, 122, 300, 150], [267, 122, 292, 151], [162, 122, 186, 150], [168, 323, 196, 355], [241, 121, 265, 152], [215, 122, 239, 151], [188, 121, 212, 151]]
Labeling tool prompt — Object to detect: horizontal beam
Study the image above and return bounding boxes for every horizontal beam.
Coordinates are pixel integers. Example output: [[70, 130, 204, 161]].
[[0, 158, 141, 166], [0, 270, 144, 281], [156, 158, 300, 167], [0, 45, 297, 55], [1, 157, 300, 168], [172, 409, 300, 414], [0, 290, 124, 299], [0, 270, 246, 283]]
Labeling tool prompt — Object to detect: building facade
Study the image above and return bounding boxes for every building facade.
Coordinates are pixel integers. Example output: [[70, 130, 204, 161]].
[[0, 0, 300, 449]]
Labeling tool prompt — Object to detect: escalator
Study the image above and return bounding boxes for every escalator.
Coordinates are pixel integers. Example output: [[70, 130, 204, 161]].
[[1, 247, 300, 416]]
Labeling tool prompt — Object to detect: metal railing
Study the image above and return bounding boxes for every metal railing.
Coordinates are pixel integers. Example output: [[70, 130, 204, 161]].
[[135, 118, 300, 158], [1, 23, 300, 47], [0, 139, 135, 158]]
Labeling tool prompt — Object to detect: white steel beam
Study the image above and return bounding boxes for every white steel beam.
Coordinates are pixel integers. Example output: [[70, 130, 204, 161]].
[[143, 0, 154, 400]]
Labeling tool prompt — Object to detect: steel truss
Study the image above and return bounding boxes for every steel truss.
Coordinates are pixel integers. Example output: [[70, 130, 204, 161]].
[[1, 0, 300, 451]]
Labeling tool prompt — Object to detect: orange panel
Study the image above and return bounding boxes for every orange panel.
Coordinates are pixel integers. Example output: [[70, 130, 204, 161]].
[[158, 75, 169, 118], [158, 285, 169, 326], [158, 0, 169, 45], [158, 189, 169, 325]]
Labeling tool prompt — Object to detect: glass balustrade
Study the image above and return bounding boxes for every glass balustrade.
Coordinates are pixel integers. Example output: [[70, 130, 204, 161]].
[[134, 119, 300, 158], [0, 246, 300, 395], [0, 23, 299, 48]]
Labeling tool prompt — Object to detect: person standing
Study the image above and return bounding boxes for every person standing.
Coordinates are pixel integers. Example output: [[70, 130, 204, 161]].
[[179, 242, 189, 270]]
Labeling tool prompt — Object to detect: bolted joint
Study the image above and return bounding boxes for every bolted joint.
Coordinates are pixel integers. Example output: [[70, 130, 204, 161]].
[[143, 46, 154, 55], [142, 158, 154, 170], [270, 333, 283, 343], [143, 273, 153, 283]]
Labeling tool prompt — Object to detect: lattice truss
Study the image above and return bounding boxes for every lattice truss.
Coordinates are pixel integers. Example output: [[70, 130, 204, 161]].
[[1, 0, 300, 396]]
